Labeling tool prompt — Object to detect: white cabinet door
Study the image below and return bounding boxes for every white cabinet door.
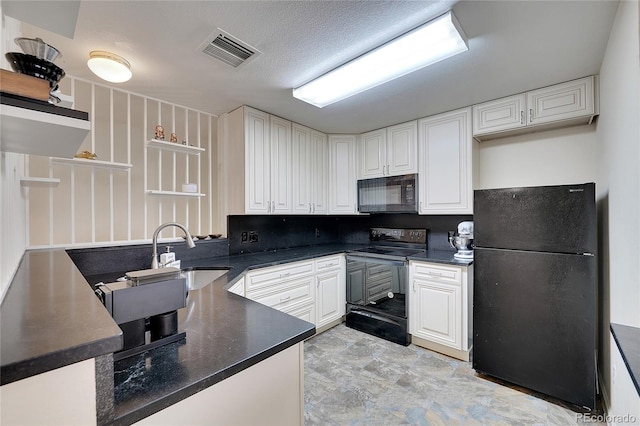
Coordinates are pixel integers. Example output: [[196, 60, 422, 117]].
[[244, 107, 271, 214], [292, 123, 312, 214], [329, 135, 358, 214], [418, 108, 472, 214], [316, 270, 344, 328], [270, 116, 292, 214], [527, 76, 595, 125], [358, 129, 386, 178], [472, 94, 526, 136], [315, 255, 345, 328], [386, 120, 417, 175], [411, 278, 461, 349], [311, 130, 329, 214]]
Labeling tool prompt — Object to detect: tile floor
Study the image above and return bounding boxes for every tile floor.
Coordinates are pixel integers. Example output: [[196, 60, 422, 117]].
[[304, 324, 601, 425]]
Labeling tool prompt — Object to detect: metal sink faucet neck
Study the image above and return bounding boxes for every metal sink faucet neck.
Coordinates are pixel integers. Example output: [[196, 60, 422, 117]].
[[151, 222, 196, 269]]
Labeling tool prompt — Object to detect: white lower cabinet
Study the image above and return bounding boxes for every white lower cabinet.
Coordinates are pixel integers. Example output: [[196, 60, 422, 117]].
[[409, 261, 473, 361], [242, 254, 346, 331], [315, 255, 346, 329]]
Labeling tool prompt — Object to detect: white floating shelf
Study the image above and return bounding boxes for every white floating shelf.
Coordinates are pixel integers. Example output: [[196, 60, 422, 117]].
[[147, 139, 205, 155], [50, 157, 132, 170], [20, 177, 61, 187], [146, 190, 205, 198], [1, 103, 90, 158]]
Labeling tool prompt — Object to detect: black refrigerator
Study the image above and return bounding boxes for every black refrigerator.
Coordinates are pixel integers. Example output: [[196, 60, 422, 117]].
[[473, 182, 597, 410]]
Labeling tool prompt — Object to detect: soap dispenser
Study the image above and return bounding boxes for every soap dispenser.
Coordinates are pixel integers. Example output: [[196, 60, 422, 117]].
[[160, 246, 180, 268]]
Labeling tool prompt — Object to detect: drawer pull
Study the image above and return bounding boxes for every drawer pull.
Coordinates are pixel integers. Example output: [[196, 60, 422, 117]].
[[280, 296, 291, 302], [280, 272, 291, 278]]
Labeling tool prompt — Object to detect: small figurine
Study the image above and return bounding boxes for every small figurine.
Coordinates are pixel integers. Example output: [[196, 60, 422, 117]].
[[170, 133, 177, 143], [155, 125, 165, 140], [181, 140, 187, 145]]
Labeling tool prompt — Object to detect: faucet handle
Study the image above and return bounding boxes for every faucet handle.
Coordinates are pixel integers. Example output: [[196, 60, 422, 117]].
[[165, 245, 173, 253]]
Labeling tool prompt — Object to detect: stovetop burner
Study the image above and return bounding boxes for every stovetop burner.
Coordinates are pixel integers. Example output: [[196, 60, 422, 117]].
[[349, 227, 428, 260], [351, 246, 426, 258]]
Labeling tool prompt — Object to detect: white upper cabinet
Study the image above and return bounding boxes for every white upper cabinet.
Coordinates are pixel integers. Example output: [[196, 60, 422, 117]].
[[245, 107, 272, 214], [418, 108, 473, 215], [526, 76, 596, 125], [269, 116, 293, 214], [386, 121, 418, 175], [473, 76, 598, 140], [292, 124, 328, 214], [472, 94, 527, 135], [329, 135, 358, 214], [311, 130, 329, 214], [359, 129, 386, 178], [358, 121, 417, 179], [244, 108, 292, 214]]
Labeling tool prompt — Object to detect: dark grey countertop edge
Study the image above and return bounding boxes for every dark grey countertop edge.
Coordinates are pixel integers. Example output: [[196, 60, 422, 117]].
[[1, 334, 122, 386], [110, 330, 315, 426], [610, 323, 640, 396]]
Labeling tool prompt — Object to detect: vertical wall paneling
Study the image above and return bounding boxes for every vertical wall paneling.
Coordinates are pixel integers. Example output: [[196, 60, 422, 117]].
[[25, 77, 218, 249]]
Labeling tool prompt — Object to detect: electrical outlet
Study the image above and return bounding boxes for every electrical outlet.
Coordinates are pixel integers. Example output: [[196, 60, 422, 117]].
[[241, 231, 248, 243], [315, 228, 320, 238], [249, 231, 259, 243]]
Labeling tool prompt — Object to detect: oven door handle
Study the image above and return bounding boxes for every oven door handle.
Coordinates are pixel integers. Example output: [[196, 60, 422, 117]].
[[349, 308, 404, 326], [346, 255, 407, 267]]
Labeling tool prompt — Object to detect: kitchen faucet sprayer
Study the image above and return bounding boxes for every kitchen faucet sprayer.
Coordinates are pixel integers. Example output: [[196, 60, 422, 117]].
[[151, 222, 195, 269]]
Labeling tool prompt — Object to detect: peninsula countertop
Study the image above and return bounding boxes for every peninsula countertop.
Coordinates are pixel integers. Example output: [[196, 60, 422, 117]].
[[1, 242, 470, 424]]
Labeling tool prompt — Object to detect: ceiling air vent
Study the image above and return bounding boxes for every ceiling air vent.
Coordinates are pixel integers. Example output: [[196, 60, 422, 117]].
[[198, 28, 261, 68]]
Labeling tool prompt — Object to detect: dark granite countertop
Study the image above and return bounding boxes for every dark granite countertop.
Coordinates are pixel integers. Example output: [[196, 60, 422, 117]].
[[1, 242, 471, 424], [610, 323, 640, 396], [0, 250, 123, 385]]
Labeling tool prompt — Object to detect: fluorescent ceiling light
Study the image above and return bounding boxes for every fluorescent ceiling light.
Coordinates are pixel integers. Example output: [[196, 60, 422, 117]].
[[292, 11, 468, 108], [87, 50, 132, 83]]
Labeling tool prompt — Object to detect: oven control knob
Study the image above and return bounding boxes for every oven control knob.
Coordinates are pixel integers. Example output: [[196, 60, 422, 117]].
[[387, 292, 394, 299]]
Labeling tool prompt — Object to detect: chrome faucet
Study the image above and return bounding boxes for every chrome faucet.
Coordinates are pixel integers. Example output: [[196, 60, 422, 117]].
[[151, 222, 196, 269]]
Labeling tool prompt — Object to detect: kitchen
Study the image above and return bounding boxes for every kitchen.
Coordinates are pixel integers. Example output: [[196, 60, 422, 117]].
[[0, 0, 638, 425]]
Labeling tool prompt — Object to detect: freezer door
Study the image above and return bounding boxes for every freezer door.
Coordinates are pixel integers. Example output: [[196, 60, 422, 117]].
[[473, 247, 597, 409], [474, 183, 596, 253]]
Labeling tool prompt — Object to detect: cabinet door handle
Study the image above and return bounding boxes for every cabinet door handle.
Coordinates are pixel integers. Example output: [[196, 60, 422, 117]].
[[280, 296, 291, 302], [529, 108, 533, 123], [280, 272, 291, 278], [413, 280, 416, 292], [312, 203, 315, 213], [419, 201, 423, 212], [309, 203, 312, 213], [520, 110, 524, 125], [272, 201, 275, 212], [267, 200, 271, 213]]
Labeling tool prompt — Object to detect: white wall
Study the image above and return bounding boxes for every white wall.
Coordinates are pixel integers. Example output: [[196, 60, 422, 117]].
[[475, 124, 598, 190], [596, 0, 640, 422], [0, 9, 26, 301]]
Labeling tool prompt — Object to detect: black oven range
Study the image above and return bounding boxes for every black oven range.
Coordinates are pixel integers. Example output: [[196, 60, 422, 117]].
[[346, 227, 428, 345]]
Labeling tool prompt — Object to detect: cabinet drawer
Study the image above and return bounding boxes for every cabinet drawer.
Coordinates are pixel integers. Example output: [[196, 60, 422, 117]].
[[246, 261, 314, 291], [315, 255, 343, 272], [366, 263, 393, 280], [412, 263, 461, 284], [283, 301, 316, 324], [247, 277, 314, 310]]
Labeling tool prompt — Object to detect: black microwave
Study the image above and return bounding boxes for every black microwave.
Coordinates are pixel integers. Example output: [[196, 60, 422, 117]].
[[357, 174, 418, 213]]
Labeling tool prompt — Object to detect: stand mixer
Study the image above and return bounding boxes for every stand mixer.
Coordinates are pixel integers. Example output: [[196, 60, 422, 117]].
[[448, 221, 474, 259]]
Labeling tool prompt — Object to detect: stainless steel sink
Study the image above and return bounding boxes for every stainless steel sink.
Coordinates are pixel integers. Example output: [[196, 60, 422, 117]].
[[181, 268, 229, 291]]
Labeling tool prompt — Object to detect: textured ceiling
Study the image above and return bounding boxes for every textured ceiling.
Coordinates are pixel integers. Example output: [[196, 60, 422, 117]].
[[12, 0, 619, 134]]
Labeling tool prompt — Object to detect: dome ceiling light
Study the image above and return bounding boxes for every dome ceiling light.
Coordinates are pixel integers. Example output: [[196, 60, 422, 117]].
[[87, 50, 132, 83]]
